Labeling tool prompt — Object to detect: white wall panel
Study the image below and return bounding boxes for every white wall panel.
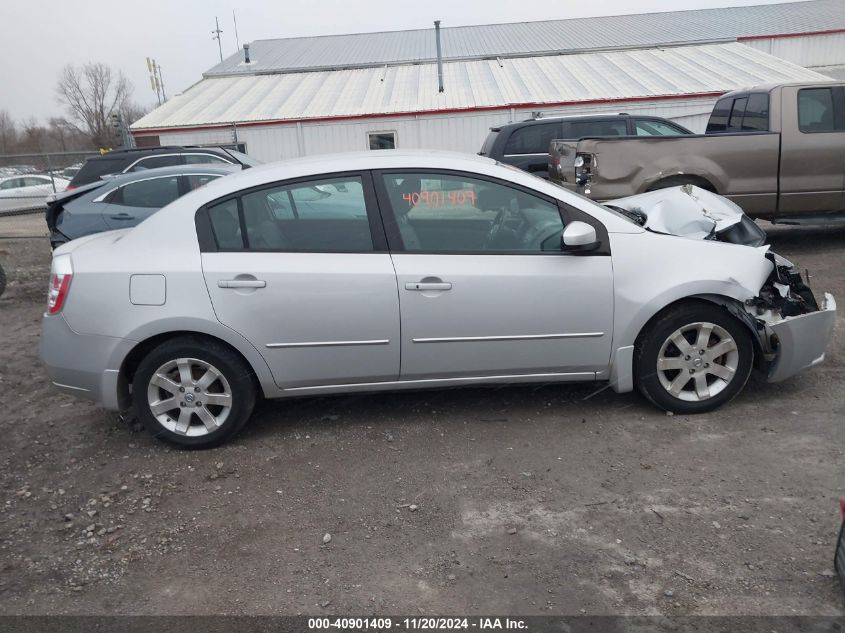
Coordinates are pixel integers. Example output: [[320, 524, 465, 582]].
[[140, 95, 718, 161], [741, 33, 845, 71]]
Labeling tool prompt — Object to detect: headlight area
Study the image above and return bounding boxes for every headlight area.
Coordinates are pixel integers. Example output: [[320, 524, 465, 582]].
[[743, 252, 837, 382]]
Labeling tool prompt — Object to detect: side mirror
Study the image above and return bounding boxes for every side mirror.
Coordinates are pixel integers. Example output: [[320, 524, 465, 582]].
[[561, 221, 600, 253]]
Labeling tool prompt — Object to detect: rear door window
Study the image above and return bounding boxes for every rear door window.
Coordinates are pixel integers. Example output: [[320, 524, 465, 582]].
[[235, 176, 374, 251], [503, 123, 561, 155], [741, 93, 770, 131], [727, 97, 747, 132], [112, 176, 180, 208]]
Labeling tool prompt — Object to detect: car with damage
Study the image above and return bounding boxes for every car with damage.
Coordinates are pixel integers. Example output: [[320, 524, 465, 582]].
[[39, 151, 835, 448], [479, 114, 690, 178], [548, 81, 845, 223], [46, 165, 240, 248]]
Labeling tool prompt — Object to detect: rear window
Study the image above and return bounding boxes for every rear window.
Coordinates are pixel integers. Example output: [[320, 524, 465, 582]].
[[503, 123, 560, 155], [479, 129, 500, 156], [706, 97, 732, 133], [707, 93, 770, 134], [69, 158, 126, 187]]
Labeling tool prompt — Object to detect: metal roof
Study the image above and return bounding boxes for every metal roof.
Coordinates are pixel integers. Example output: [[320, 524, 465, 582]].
[[204, 0, 845, 77], [132, 43, 828, 131]]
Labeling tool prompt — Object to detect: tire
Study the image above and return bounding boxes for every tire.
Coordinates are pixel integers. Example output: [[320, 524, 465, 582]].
[[646, 176, 715, 193], [634, 303, 753, 414], [0, 263, 6, 298], [132, 337, 256, 448]]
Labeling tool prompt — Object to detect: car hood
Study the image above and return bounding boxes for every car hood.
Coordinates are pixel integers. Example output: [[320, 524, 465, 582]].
[[607, 185, 767, 247]]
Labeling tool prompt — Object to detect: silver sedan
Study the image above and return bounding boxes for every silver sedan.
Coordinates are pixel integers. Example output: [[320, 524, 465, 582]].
[[39, 151, 836, 448]]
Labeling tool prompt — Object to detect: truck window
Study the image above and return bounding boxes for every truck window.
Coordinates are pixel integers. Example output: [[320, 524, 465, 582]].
[[727, 97, 747, 132], [503, 123, 560, 155], [706, 97, 732, 133], [798, 88, 837, 133], [741, 93, 770, 132]]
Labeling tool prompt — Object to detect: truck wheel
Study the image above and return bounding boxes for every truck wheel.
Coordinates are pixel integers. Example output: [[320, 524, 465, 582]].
[[647, 176, 715, 192], [635, 303, 753, 414], [132, 337, 257, 449]]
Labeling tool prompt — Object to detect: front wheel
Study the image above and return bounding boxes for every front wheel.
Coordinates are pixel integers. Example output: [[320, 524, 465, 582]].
[[634, 303, 753, 414], [132, 338, 256, 448]]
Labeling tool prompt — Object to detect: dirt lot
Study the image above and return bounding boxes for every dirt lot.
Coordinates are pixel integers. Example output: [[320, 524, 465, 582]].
[[0, 219, 843, 616]]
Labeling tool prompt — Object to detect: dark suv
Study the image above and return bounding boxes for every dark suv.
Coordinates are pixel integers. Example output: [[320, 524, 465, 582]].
[[67, 146, 259, 189], [478, 114, 691, 178]]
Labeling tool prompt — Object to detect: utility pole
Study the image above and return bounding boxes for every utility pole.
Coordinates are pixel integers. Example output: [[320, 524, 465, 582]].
[[233, 10, 240, 52], [212, 16, 224, 62]]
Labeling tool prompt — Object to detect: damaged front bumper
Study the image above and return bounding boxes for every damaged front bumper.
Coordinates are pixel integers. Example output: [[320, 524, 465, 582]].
[[766, 292, 836, 383]]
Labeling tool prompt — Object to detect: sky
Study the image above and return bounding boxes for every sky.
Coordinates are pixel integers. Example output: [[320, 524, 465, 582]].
[[0, 0, 808, 123]]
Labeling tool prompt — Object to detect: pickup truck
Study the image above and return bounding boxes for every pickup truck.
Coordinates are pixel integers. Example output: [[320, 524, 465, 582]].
[[549, 82, 845, 222]]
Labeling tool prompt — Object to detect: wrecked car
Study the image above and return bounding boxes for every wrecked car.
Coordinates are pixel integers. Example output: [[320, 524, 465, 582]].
[[39, 152, 836, 448]]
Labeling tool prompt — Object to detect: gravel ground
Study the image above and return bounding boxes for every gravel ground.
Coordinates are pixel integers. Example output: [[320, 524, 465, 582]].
[[0, 220, 843, 616]]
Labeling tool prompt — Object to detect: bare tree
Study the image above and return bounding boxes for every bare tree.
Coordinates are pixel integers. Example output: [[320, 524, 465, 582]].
[[56, 63, 133, 148], [121, 101, 150, 127], [0, 110, 16, 154]]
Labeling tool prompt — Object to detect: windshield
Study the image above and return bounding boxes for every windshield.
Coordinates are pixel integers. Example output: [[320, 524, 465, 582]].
[[223, 149, 261, 168]]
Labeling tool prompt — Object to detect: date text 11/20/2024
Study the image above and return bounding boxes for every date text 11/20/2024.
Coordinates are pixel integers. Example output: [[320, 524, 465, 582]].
[[308, 617, 529, 630]]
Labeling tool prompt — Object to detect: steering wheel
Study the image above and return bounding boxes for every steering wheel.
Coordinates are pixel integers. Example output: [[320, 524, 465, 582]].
[[482, 208, 508, 249]]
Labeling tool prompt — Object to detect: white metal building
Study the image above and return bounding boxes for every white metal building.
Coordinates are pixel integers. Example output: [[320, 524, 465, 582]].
[[131, 0, 845, 161]]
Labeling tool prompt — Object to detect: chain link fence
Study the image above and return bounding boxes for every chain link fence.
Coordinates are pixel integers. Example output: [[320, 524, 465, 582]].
[[0, 151, 98, 217]]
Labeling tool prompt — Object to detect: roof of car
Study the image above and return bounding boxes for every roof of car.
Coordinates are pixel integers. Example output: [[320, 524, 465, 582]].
[[88, 146, 233, 160], [96, 163, 239, 184], [493, 114, 637, 130]]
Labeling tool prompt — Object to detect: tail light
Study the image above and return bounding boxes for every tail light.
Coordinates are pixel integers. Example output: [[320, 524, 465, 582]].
[[840, 499, 845, 521], [65, 185, 75, 191], [47, 255, 72, 315]]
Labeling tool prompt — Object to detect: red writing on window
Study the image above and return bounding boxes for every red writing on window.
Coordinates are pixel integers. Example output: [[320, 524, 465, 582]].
[[402, 190, 477, 208]]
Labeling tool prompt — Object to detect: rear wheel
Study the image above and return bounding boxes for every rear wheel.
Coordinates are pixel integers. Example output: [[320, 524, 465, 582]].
[[0, 263, 6, 298], [132, 338, 256, 448], [635, 303, 753, 414]]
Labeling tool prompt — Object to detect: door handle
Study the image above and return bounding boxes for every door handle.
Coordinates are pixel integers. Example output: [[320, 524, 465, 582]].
[[405, 281, 452, 291], [110, 213, 135, 220], [218, 279, 266, 289]]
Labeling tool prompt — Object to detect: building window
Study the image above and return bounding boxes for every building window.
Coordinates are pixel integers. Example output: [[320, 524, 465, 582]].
[[368, 131, 396, 150]]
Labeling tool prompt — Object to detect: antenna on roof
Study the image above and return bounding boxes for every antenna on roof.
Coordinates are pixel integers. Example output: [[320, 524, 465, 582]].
[[233, 10, 240, 52], [212, 16, 224, 63]]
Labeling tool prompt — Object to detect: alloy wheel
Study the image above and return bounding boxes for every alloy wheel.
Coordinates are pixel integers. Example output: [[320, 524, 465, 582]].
[[146, 357, 233, 436], [655, 322, 739, 402]]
